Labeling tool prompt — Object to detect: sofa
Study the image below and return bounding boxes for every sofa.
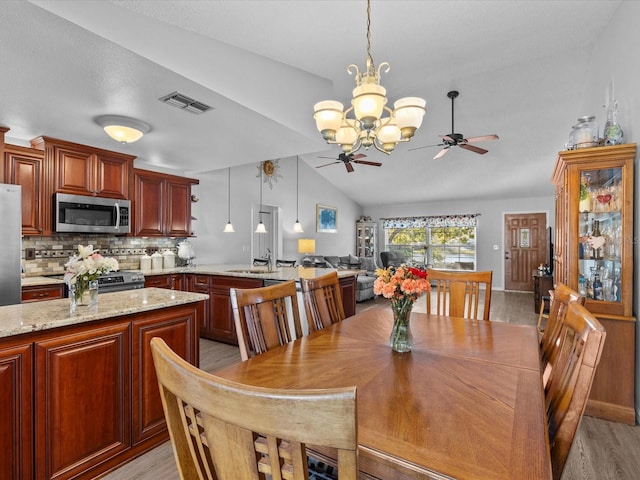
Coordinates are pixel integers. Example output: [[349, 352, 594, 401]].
[[299, 254, 378, 302]]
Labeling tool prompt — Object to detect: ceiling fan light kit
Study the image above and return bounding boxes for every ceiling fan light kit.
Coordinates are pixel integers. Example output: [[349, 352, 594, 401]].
[[312, 0, 425, 155]]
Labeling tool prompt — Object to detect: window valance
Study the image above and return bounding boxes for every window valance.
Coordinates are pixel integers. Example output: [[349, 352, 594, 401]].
[[381, 214, 480, 229]]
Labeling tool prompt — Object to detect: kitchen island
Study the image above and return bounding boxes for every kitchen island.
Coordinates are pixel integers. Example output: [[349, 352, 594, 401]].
[[0, 288, 207, 480]]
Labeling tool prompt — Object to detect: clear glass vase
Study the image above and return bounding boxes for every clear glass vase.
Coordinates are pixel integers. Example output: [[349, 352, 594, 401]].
[[390, 301, 413, 353], [71, 278, 99, 307]]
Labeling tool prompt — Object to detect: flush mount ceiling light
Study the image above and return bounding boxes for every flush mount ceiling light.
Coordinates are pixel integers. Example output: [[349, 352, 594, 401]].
[[95, 115, 151, 144], [312, 0, 426, 155]]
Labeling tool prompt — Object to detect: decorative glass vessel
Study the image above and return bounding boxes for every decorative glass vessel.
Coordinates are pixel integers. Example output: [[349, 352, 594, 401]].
[[390, 302, 413, 353], [603, 101, 624, 146], [573, 116, 599, 149], [70, 278, 99, 308]]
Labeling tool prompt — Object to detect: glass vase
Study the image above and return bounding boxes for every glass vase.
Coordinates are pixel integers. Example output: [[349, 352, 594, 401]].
[[73, 279, 99, 307], [390, 301, 413, 353]]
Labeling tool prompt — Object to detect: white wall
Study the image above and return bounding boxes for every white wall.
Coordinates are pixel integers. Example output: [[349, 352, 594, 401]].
[[189, 158, 362, 265], [577, 0, 640, 421], [364, 195, 555, 290]]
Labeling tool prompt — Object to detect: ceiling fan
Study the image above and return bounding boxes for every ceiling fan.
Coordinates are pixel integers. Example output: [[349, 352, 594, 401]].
[[316, 152, 382, 173], [410, 90, 499, 160]]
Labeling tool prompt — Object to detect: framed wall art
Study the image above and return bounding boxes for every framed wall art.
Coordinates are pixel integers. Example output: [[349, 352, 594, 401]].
[[316, 204, 337, 233]]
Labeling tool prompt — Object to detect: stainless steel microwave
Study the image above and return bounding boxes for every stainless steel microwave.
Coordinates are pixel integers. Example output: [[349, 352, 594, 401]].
[[55, 193, 131, 234]]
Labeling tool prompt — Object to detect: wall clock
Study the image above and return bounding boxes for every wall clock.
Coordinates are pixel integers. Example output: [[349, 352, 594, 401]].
[[257, 159, 282, 188]]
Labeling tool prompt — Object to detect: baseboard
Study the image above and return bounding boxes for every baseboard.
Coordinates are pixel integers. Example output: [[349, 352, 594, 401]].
[[585, 398, 636, 425]]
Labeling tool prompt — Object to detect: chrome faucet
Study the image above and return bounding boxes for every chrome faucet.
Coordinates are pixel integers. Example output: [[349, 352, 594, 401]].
[[264, 248, 272, 272]]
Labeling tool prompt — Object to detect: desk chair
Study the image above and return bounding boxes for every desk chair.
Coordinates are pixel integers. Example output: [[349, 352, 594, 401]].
[[545, 302, 606, 480], [230, 280, 303, 361], [426, 270, 493, 321], [150, 337, 358, 480], [540, 283, 585, 388], [300, 271, 346, 332]]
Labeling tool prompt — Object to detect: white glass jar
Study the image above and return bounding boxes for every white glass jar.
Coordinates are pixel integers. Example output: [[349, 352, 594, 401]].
[[151, 251, 163, 271], [573, 116, 598, 148], [140, 253, 152, 270], [162, 249, 176, 269]]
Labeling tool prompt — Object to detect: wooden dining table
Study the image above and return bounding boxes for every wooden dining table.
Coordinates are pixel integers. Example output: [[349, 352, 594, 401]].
[[213, 305, 552, 480]]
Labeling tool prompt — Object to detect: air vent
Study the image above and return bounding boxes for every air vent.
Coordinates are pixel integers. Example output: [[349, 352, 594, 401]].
[[158, 91, 212, 114]]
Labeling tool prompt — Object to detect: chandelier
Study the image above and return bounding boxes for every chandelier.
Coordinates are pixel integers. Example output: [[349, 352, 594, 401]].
[[313, 0, 426, 155]]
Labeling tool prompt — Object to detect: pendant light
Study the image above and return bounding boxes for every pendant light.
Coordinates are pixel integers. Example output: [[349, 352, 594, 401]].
[[223, 167, 235, 233], [292, 156, 304, 233], [255, 170, 267, 233]]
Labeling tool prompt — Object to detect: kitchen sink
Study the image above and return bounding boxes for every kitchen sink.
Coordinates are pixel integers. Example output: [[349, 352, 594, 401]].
[[225, 268, 271, 274]]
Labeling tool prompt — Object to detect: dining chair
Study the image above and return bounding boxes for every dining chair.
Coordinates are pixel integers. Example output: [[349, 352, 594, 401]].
[[300, 270, 346, 332], [150, 337, 358, 480], [540, 283, 585, 388], [276, 259, 297, 267], [426, 269, 493, 320], [230, 280, 303, 361], [252, 258, 269, 266], [545, 302, 606, 480]]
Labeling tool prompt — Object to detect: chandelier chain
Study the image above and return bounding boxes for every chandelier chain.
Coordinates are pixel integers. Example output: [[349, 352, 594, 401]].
[[366, 0, 371, 60]]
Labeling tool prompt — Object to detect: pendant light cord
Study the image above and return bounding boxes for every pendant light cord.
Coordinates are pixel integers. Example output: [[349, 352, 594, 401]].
[[296, 156, 299, 219], [227, 167, 231, 221]]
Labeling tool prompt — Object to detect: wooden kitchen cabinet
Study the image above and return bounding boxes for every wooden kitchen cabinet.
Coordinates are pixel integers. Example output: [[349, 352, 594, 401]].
[[190, 275, 263, 343], [31, 136, 135, 199], [532, 271, 553, 313], [4, 144, 47, 235], [35, 322, 132, 480], [131, 305, 200, 445], [133, 168, 199, 237], [22, 284, 64, 303], [339, 274, 357, 318], [552, 143, 636, 424], [144, 273, 185, 290], [0, 341, 33, 480]]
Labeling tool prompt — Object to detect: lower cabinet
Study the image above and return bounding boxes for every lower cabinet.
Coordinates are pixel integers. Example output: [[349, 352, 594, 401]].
[[144, 273, 185, 291], [338, 275, 357, 318], [0, 342, 33, 480], [22, 284, 65, 303], [2, 301, 202, 480]]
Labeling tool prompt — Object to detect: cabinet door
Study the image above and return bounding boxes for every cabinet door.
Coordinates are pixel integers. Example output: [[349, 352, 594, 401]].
[[210, 276, 263, 344], [165, 180, 192, 237], [339, 275, 357, 318], [144, 274, 171, 289], [54, 145, 96, 196], [4, 145, 45, 235], [94, 153, 131, 199], [132, 305, 198, 445], [35, 323, 131, 480], [0, 343, 33, 480], [134, 172, 165, 236]]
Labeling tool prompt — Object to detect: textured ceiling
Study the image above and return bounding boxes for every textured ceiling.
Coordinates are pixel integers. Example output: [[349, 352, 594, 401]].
[[0, 0, 621, 207]]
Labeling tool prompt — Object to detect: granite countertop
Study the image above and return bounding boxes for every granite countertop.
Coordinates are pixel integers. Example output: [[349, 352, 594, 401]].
[[0, 288, 208, 339], [21, 275, 66, 287], [139, 264, 362, 281]]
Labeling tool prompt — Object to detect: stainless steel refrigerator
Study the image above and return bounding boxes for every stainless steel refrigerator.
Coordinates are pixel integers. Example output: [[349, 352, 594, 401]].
[[0, 183, 22, 306]]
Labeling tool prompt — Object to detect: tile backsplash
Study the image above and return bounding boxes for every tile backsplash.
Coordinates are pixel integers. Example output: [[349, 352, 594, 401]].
[[22, 235, 188, 277]]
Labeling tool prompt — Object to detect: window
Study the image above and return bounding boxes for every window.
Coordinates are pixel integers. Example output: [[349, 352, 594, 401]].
[[382, 214, 478, 271]]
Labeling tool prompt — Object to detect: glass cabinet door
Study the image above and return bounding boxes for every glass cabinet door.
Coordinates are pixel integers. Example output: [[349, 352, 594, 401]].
[[576, 167, 623, 305]]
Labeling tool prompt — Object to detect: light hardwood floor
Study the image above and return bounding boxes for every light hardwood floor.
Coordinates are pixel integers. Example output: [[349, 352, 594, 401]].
[[101, 291, 640, 480]]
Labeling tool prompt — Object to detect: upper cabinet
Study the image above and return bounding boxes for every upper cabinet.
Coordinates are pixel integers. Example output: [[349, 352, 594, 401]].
[[3, 144, 45, 235], [133, 168, 199, 237], [552, 144, 635, 318], [30, 136, 134, 200]]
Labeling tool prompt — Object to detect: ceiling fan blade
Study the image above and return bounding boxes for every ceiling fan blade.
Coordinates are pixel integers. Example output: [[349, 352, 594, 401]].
[[464, 134, 499, 143], [354, 160, 382, 167], [460, 143, 488, 155], [316, 161, 340, 168], [433, 147, 450, 160], [351, 153, 367, 160], [408, 142, 444, 151], [346, 162, 355, 173]]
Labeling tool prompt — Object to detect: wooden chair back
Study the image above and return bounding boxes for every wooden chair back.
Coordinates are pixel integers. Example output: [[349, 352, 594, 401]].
[[426, 269, 493, 320], [540, 283, 585, 387], [150, 337, 358, 480], [231, 280, 303, 361], [545, 302, 606, 480], [300, 271, 346, 332]]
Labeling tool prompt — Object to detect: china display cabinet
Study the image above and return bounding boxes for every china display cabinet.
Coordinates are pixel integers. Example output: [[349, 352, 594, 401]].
[[356, 220, 377, 258], [552, 143, 635, 424]]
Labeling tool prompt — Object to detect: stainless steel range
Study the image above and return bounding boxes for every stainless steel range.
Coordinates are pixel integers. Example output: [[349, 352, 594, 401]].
[[97, 271, 146, 293]]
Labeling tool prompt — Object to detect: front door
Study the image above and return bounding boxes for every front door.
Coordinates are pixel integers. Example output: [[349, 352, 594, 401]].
[[504, 212, 547, 291]]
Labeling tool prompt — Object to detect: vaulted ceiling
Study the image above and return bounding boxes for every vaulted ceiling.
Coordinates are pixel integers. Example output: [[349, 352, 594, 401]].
[[1, 1, 620, 206]]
